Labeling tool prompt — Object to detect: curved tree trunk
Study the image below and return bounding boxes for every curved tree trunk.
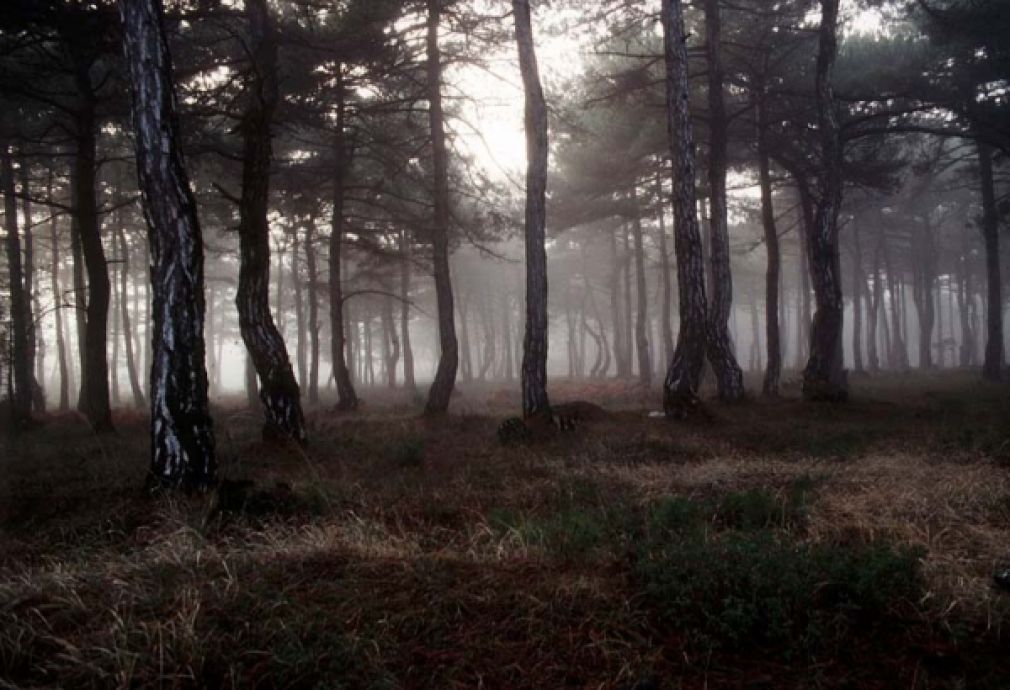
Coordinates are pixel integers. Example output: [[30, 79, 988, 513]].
[[703, 0, 745, 401], [235, 0, 306, 443], [661, 0, 708, 416], [120, 0, 216, 490], [514, 0, 551, 418], [802, 0, 847, 401], [424, 0, 459, 415]]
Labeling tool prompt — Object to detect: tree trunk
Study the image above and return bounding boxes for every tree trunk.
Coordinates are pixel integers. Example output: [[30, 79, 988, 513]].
[[867, 236, 882, 371], [2, 142, 33, 428], [802, 0, 847, 401], [111, 232, 122, 407], [382, 292, 399, 388], [631, 188, 652, 387], [622, 227, 634, 375], [399, 229, 416, 393], [883, 240, 908, 370], [116, 225, 145, 407], [292, 227, 307, 389], [757, 88, 781, 396], [235, 0, 306, 443], [514, 0, 551, 417], [120, 0, 216, 490], [69, 46, 114, 431], [305, 221, 320, 404], [703, 0, 745, 401], [49, 166, 70, 411], [912, 220, 936, 369], [654, 167, 675, 367], [423, 0, 460, 415], [18, 157, 45, 412], [661, 0, 708, 416], [977, 140, 1004, 381], [328, 70, 358, 410], [850, 221, 865, 374], [608, 228, 626, 377]]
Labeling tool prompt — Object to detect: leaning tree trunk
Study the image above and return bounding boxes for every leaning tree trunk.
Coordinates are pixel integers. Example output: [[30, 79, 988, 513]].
[[756, 86, 781, 396], [235, 0, 306, 443], [514, 0, 551, 417], [2, 142, 33, 428], [977, 140, 1004, 381], [703, 0, 745, 401], [68, 45, 114, 431], [802, 0, 847, 401], [661, 0, 709, 416], [328, 70, 358, 410], [120, 0, 216, 490], [424, 0, 460, 415]]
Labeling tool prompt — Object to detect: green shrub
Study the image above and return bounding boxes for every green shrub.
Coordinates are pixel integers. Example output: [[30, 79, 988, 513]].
[[637, 530, 924, 657]]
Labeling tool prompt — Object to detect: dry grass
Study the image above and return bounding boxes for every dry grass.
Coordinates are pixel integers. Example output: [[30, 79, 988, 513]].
[[1, 370, 1009, 688]]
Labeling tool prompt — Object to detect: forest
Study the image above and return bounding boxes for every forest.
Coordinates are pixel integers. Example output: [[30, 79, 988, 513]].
[[0, 0, 1008, 687]]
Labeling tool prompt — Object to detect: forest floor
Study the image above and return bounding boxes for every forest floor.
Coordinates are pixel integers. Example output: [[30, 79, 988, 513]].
[[2, 370, 1010, 689]]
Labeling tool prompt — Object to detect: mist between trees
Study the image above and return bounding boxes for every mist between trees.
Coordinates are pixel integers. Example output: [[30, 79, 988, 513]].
[[0, 0, 1007, 486]]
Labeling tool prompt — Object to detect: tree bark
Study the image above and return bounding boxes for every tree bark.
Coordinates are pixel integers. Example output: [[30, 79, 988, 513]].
[[802, 0, 847, 401], [423, 0, 460, 414], [18, 157, 45, 412], [756, 88, 781, 396], [661, 0, 709, 415], [235, 0, 306, 443], [120, 0, 216, 490], [977, 140, 1004, 381], [116, 225, 145, 407], [850, 221, 865, 374], [703, 0, 745, 401], [49, 166, 70, 411], [305, 220, 321, 404], [514, 0, 551, 417], [400, 229, 416, 393], [292, 227, 307, 389], [654, 167, 675, 368]]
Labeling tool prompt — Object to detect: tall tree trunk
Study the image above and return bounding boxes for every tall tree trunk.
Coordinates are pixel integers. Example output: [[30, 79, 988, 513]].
[[756, 88, 781, 396], [328, 69, 357, 410], [423, 0, 460, 414], [883, 240, 908, 370], [382, 292, 399, 388], [2, 142, 33, 427], [400, 229, 416, 393], [19, 157, 45, 412], [116, 225, 145, 407], [912, 220, 936, 369], [703, 0, 745, 401], [867, 236, 882, 371], [655, 167, 674, 367], [802, 0, 847, 401], [514, 0, 551, 417], [622, 227, 634, 375], [69, 44, 114, 431], [49, 166, 70, 411], [977, 140, 1004, 381], [631, 188, 652, 387], [502, 291, 514, 381], [70, 185, 87, 406], [110, 213, 122, 406], [235, 0, 306, 443], [608, 228, 626, 377], [457, 291, 473, 381], [661, 0, 709, 416], [120, 0, 216, 490], [305, 221, 320, 404]]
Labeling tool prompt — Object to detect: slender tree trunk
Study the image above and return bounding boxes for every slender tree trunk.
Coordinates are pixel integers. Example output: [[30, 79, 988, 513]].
[[661, 0, 709, 416], [514, 0, 551, 417], [328, 70, 358, 410], [116, 225, 145, 407], [502, 291, 514, 381], [802, 0, 847, 401], [977, 140, 1004, 381], [424, 0, 460, 414], [382, 292, 399, 388], [850, 221, 865, 374], [305, 221, 320, 404], [883, 240, 908, 370], [655, 167, 675, 367], [608, 228, 625, 377], [622, 227, 634, 375], [867, 236, 882, 371], [2, 142, 32, 427], [19, 157, 45, 412], [235, 0, 306, 443], [912, 221, 936, 369], [70, 187, 86, 406], [400, 229, 416, 393], [631, 188, 652, 387], [757, 89, 781, 396], [110, 215, 122, 407], [292, 227, 307, 389], [703, 0, 745, 401], [120, 0, 215, 489], [49, 166, 70, 411], [69, 46, 114, 430]]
